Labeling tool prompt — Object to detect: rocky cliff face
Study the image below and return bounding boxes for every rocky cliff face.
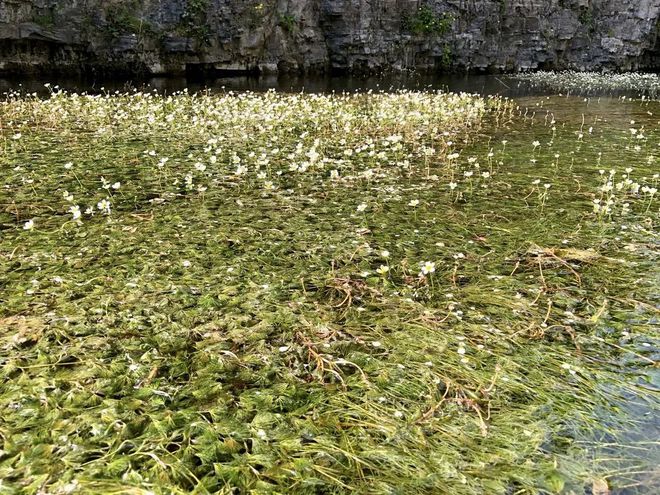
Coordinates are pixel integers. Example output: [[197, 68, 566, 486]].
[[0, 0, 658, 76]]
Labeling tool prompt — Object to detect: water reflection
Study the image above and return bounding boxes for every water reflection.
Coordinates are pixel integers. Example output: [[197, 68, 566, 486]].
[[0, 73, 643, 98]]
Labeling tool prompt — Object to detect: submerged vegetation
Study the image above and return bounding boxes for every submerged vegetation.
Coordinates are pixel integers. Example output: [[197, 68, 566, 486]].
[[0, 86, 658, 494]]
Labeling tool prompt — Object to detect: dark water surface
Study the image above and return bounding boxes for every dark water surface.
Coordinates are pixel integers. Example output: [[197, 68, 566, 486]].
[[0, 72, 649, 98]]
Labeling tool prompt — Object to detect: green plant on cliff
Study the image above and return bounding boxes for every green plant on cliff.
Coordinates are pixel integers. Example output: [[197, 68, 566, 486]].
[[31, 10, 55, 28], [181, 0, 212, 45], [244, 1, 275, 30], [498, 0, 507, 17], [578, 6, 597, 34], [440, 43, 452, 70], [105, 1, 155, 40], [278, 13, 298, 33], [403, 5, 453, 36]]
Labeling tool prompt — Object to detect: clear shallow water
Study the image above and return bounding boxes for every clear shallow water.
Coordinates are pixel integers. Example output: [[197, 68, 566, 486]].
[[1, 76, 657, 493], [477, 95, 660, 494]]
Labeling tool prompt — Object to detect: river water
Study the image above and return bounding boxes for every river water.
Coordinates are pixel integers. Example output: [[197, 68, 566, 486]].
[[2, 73, 657, 493], [1, 72, 653, 98]]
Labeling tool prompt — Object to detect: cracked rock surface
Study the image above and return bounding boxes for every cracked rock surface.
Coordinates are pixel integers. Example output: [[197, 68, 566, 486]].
[[0, 0, 658, 75]]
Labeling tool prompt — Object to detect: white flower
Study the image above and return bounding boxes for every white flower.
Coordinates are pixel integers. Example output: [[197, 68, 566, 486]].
[[449, 182, 458, 190], [330, 169, 340, 180], [381, 250, 390, 258], [194, 162, 206, 172], [532, 140, 540, 148], [393, 410, 404, 419], [97, 199, 111, 214], [420, 261, 436, 275], [182, 260, 191, 268], [61, 480, 79, 494], [64, 162, 73, 169], [23, 219, 34, 230], [376, 265, 389, 275], [111, 182, 121, 190], [69, 205, 81, 220], [356, 203, 367, 212], [408, 199, 420, 207]]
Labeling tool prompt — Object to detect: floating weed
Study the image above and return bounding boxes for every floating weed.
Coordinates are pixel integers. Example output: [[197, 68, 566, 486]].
[[0, 89, 658, 494]]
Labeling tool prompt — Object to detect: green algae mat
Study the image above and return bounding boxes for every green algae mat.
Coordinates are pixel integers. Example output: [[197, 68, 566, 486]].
[[0, 88, 658, 494]]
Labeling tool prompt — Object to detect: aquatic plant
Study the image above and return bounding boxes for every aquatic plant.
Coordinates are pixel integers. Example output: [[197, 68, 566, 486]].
[[0, 86, 657, 494], [514, 71, 660, 97]]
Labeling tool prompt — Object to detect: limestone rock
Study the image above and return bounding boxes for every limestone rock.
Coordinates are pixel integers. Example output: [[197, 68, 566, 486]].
[[0, 0, 657, 75]]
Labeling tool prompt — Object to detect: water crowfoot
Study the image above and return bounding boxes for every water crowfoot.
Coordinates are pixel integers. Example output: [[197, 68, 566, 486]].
[[0, 86, 657, 495]]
